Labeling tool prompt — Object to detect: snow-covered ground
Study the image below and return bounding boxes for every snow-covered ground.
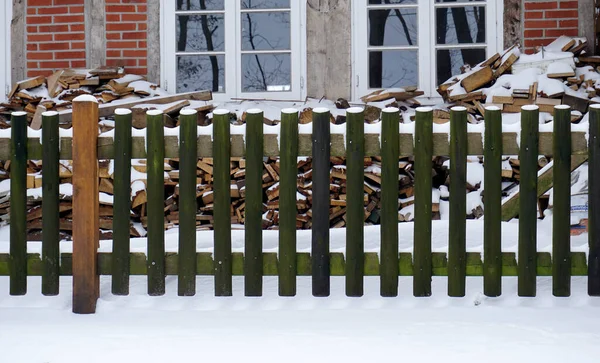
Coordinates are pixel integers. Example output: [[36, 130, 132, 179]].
[[1, 276, 598, 363]]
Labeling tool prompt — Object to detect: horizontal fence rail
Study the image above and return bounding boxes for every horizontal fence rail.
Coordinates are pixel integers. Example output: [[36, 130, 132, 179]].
[[0, 96, 598, 313]]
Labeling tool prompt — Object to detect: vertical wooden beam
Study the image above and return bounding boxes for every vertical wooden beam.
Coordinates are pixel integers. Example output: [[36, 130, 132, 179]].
[[244, 109, 264, 296], [589, 104, 600, 296], [311, 107, 331, 297], [518, 105, 539, 297], [413, 107, 433, 297], [112, 109, 132, 295], [178, 109, 198, 296], [380, 107, 400, 297], [483, 106, 502, 297], [213, 109, 232, 296], [552, 105, 571, 297], [42, 111, 60, 296], [448, 106, 467, 297], [9, 111, 27, 296], [279, 108, 299, 296], [345, 107, 365, 297], [72, 96, 99, 314], [146, 110, 165, 296]]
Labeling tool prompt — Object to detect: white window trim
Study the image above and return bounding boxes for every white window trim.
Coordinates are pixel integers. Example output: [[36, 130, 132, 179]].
[[160, 1, 306, 102], [352, 0, 504, 103], [1, 0, 11, 100]]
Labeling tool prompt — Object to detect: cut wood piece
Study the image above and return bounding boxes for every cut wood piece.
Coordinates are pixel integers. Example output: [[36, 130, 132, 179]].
[[47, 70, 64, 98], [562, 93, 590, 113], [17, 75, 46, 91], [494, 53, 519, 78], [481, 53, 501, 68], [492, 95, 514, 104], [30, 104, 47, 130], [461, 66, 493, 93], [578, 56, 600, 64]]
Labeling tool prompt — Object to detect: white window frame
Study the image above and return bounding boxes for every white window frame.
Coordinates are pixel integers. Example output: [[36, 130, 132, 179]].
[[1, 0, 11, 100], [161, 1, 306, 102], [352, 0, 504, 102]]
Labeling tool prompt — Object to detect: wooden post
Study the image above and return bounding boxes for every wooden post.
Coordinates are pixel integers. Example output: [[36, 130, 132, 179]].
[[278, 108, 299, 296], [10, 111, 28, 296], [413, 107, 433, 297], [483, 106, 502, 297], [589, 104, 600, 296], [42, 111, 60, 296], [380, 107, 400, 297], [72, 96, 99, 314], [244, 109, 264, 296], [448, 106, 467, 297], [518, 105, 539, 297], [345, 107, 365, 297], [553, 105, 571, 297], [312, 107, 331, 297]]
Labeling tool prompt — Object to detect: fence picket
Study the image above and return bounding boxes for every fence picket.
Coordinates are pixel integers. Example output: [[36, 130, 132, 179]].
[[312, 108, 331, 297], [448, 107, 467, 297], [10, 111, 28, 295], [589, 104, 600, 296], [483, 106, 502, 297], [279, 109, 299, 296], [213, 109, 233, 296], [112, 109, 132, 295], [380, 107, 400, 297], [553, 105, 571, 297], [518, 105, 539, 297], [346, 107, 365, 297], [41, 111, 60, 296], [413, 107, 433, 297], [147, 110, 165, 296], [245, 109, 264, 296], [178, 109, 198, 296]]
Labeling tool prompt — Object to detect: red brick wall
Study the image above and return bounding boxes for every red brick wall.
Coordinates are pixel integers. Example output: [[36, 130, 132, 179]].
[[523, 0, 579, 54], [105, 0, 148, 75], [26, 0, 86, 77]]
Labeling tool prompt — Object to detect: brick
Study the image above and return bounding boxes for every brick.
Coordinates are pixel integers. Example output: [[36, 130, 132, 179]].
[[28, 0, 52, 5], [28, 70, 55, 77], [27, 26, 38, 33], [28, 61, 39, 68], [138, 23, 147, 31], [71, 60, 87, 68], [106, 33, 121, 40], [39, 61, 71, 69], [122, 31, 147, 40], [39, 42, 71, 51], [107, 50, 121, 57], [138, 41, 147, 48], [28, 34, 53, 42], [121, 14, 147, 22], [71, 42, 86, 49], [106, 14, 120, 22], [524, 38, 552, 47], [524, 29, 543, 38], [559, 19, 578, 28], [137, 5, 147, 12], [106, 5, 137, 12], [126, 67, 148, 76], [106, 58, 138, 67], [524, 2, 557, 10], [524, 11, 543, 19], [38, 25, 70, 32], [546, 28, 578, 37], [54, 32, 85, 41], [70, 6, 84, 13], [55, 51, 86, 59], [138, 59, 147, 67], [27, 52, 54, 60], [524, 20, 557, 29], [559, 1, 578, 9], [106, 23, 137, 31], [107, 41, 138, 48], [27, 44, 38, 51], [26, 16, 53, 25], [53, 0, 84, 4], [123, 50, 147, 57], [54, 15, 84, 23], [27, 8, 37, 15], [545, 10, 578, 18], [70, 24, 85, 32], [37, 6, 69, 15]]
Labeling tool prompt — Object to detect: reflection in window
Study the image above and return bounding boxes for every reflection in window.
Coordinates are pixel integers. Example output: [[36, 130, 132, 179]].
[[241, 0, 290, 9], [436, 7, 485, 45], [177, 0, 224, 11], [177, 55, 226, 93], [369, 8, 417, 47], [242, 54, 291, 92], [241, 12, 290, 51], [436, 48, 485, 84], [369, 50, 418, 88], [176, 15, 224, 52]]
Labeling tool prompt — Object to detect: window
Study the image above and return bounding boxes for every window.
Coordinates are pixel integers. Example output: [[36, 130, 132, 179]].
[[162, 0, 306, 101], [353, 0, 502, 100]]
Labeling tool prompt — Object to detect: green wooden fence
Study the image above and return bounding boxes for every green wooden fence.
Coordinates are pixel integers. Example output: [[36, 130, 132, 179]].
[[1, 97, 599, 313]]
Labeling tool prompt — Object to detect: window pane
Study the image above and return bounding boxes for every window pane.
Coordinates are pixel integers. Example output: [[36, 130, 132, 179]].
[[241, 0, 290, 9], [177, 55, 225, 93], [242, 53, 291, 92], [241, 12, 290, 51], [436, 6, 486, 45], [177, 0, 224, 11], [369, 8, 418, 47], [176, 15, 224, 52], [368, 0, 417, 5], [368, 50, 418, 89], [436, 48, 486, 84], [435, 0, 485, 3]]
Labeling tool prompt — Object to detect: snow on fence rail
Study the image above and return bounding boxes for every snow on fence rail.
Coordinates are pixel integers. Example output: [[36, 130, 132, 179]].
[[1, 97, 600, 314]]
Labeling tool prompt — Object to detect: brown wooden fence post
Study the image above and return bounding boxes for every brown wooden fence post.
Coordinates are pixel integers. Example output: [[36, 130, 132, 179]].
[[72, 96, 100, 314]]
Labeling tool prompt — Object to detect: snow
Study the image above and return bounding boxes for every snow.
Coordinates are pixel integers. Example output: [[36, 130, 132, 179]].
[[113, 74, 144, 84], [546, 61, 575, 74], [73, 94, 98, 103]]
